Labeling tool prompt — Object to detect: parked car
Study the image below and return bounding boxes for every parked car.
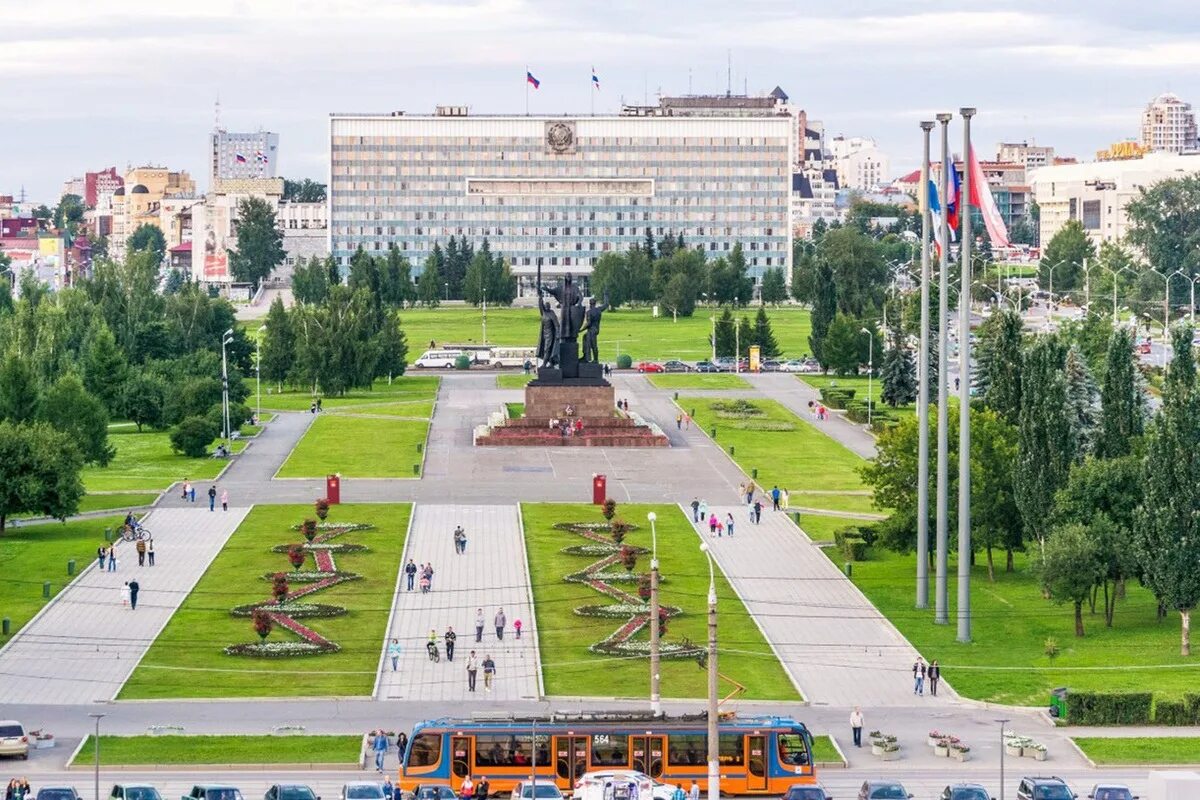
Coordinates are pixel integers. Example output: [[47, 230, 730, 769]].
[[694, 360, 720, 373], [265, 786, 318, 800], [510, 781, 564, 800], [414, 349, 465, 369], [759, 359, 783, 372], [36, 788, 80, 800], [182, 787, 243, 800], [1138, 338, 1153, 355], [1085, 786, 1136, 800], [858, 782, 912, 800], [111, 785, 162, 800], [0, 720, 28, 759], [339, 786, 387, 800], [713, 357, 736, 372], [574, 771, 672, 800], [939, 785, 991, 800], [784, 785, 832, 800], [1016, 777, 1076, 800], [636, 362, 665, 373], [408, 789, 456, 800], [661, 360, 692, 373]]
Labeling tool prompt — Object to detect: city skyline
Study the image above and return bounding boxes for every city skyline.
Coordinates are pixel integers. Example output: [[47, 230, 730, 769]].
[[3, 0, 1200, 202]]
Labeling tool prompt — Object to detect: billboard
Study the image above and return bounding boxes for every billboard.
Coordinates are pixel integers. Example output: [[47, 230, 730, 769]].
[[193, 202, 231, 282]]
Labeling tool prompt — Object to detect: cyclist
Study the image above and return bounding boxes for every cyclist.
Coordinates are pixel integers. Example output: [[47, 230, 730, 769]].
[[123, 511, 138, 538]]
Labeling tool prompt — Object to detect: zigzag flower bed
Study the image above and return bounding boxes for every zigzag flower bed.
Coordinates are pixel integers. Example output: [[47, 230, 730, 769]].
[[120, 504, 411, 699], [522, 503, 801, 701]]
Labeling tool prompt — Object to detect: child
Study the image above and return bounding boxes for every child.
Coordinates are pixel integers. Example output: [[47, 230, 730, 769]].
[[513, 619, 523, 639]]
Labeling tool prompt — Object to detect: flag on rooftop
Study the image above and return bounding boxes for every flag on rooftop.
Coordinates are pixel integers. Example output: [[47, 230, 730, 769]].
[[592, 68, 600, 90], [526, 71, 540, 89], [234, 152, 247, 163]]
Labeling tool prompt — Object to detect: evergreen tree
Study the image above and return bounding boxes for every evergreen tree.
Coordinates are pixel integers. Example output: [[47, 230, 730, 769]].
[[750, 307, 781, 358], [1096, 326, 1144, 458], [373, 311, 409, 383], [714, 307, 736, 359], [463, 245, 492, 305], [82, 320, 128, 415], [822, 313, 866, 375], [39, 373, 113, 466], [0, 353, 40, 424], [726, 243, 753, 306], [808, 260, 837, 367], [642, 229, 656, 261], [259, 297, 294, 391], [489, 255, 517, 306], [127, 224, 167, 264], [736, 315, 754, 359], [228, 197, 286, 289], [325, 255, 341, 286], [417, 253, 442, 308], [977, 309, 1024, 426], [347, 246, 381, 305], [759, 267, 788, 305], [1064, 344, 1099, 456], [880, 322, 917, 407]]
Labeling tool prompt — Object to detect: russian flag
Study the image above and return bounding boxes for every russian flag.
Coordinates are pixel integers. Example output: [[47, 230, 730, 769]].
[[968, 145, 1011, 248], [592, 68, 600, 90], [945, 158, 961, 234], [526, 71, 540, 89], [235, 152, 247, 163]]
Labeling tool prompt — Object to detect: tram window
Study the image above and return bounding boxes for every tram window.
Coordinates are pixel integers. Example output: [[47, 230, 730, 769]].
[[589, 734, 629, 766], [475, 734, 533, 767], [718, 734, 744, 766], [409, 733, 442, 767], [776, 734, 810, 766], [667, 734, 706, 766]]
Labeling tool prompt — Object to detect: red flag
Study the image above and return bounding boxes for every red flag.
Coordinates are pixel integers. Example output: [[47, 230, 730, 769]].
[[967, 146, 1010, 248]]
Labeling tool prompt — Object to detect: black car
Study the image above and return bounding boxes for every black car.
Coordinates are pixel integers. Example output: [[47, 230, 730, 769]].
[[662, 360, 692, 373], [858, 782, 911, 800], [785, 785, 830, 800], [266, 786, 319, 800], [1085, 787, 1136, 800], [940, 785, 991, 800], [1016, 777, 1075, 800], [694, 361, 720, 373]]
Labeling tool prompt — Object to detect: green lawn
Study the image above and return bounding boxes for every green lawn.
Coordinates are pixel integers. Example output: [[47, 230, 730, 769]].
[[647, 374, 751, 390], [73, 734, 362, 766], [1072, 737, 1200, 766], [788, 492, 878, 515], [506, 403, 525, 418], [498, 374, 535, 389], [522, 502, 800, 701], [276, 415, 430, 478], [259, 376, 441, 412], [810, 735, 842, 765], [826, 546, 1200, 705], [0, 516, 125, 644], [326, 399, 436, 418], [796, 514, 866, 542], [78, 493, 160, 513], [121, 503, 411, 698], [799, 375, 915, 413], [83, 429, 244, 492], [401, 307, 813, 363]]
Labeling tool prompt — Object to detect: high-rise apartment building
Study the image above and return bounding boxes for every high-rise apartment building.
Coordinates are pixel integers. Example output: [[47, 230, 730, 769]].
[[1140, 93, 1198, 154], [829, 136, 890, 192], [209, 130, 280, 184], [996, 141, 1056, 172]]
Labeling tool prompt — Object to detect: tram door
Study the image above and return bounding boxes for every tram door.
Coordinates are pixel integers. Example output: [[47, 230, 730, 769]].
[[553, 736, 589, 789], [451, 736, 474, 780], [746, 735, 768, 792], [630, 736, 665, 778]]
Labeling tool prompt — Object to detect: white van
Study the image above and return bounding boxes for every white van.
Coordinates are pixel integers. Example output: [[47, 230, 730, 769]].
[[487, 347, 538, 368], [414, 349, 464, 369]]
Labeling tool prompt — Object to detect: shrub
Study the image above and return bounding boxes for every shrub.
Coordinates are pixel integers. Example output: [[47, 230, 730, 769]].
[[169, 415, 219, 457], [843, 539, 868, 561], [602, 499, 618, 520], [637, 574, 652, 601], [1044, 637, 1060, 661], [454, 355, 471, 370], [315, 498, 330, 520], [711, 399, 764, 418], [834, 526, 863, 548], [1065, 691, 1153, 725], [301, 518, 318, 542], [616, 353, 632, 369], [1155, 699, 1190, 726], [819, 387, 855, 408], [611, 518, 632, 543], [845, 403, 870, 423], [620, 545, 638, 572], [227, 402, 251, 431], [287, 545, 306, 569], [252, 608, 273, 640], [1185, 693, 1200, 722], [657, 606, 669, 636]]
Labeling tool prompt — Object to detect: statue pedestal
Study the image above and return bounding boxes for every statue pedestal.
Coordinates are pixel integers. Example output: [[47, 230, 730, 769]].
[[526, 383, 615, 418]]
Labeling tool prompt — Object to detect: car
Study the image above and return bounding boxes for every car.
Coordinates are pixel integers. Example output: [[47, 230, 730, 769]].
[[778, 359, 806, 373], [694, 361, 720, 373], [111, 786, 162, 800], [939, 785, 992, 800], [414, 349, 465, 369], [661, 360, 692, 373], [1086, 786, 1137, 800], [265, 786, 319, 800], [37, 788, 81, 800], [0, 720, 28, 759], [784, 785, 832, 800], [759, 359, 783, 372], [510, 782, 564, 800], [182, 787, 243, 800], [574, 771, 672, 800], [339, 785, 388, 800], [713, 357, 736, 371], [1138, 339, 1153, 355], [1016, 777, 1076, 800], [408, 789, 455, 800], [858, 782, 912, 800], [636, 362, 665, 373]]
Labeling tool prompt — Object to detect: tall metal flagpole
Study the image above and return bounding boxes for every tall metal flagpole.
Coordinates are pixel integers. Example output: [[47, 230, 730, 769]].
[[525, 65, 530, 116], [935, 113, 952, 625], [957, 107, 976, 643], [916, 121, 934, 609]]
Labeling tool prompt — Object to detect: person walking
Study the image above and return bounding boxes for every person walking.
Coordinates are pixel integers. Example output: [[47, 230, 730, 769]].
[[207, 485, 217, 511], [146, 537, 155, 566], [771, 485, 781, 511], [388, 638, 402, 671], [453, 525, 466, 554], [683, 412, 691, 430], [781, 488, 790, 510], [444, 626, 457, 661], [120, 581, 131, 607], [181, 479, 190, 501], [189, 483, 196, 503], [136, 538, 147, 567], [494, 608, 506, 640], [698, 499, 708, 525], [466, 651, 478, 692], [396, 732, 408, 762], [676, 413, 682, 430], [913, 657, 926, 696], [753, 499, 763, 524], [671, 785, 687, 800], [405, 559, 417, 591], [372, 729, 389, 772], [419, 572, 431, 594], [513, 618, 522, 639], [929, 660, 941, 697], [459, 775, 474, 800], [850, 706, 864, 748], [128, 579, 140, 610], [690, 498, 700, 522], [96, 544, 107, 570], [107, 546, 117, 571], [482, 654, 496, 692], [708, 513, 718, 536], [424, 563, 435, 591], [474, 778, 489, 800], [221, 489, 229, 511], [725, 513, 735, 537], [688, 780, 700, 800], [475, 608, 485, 642]]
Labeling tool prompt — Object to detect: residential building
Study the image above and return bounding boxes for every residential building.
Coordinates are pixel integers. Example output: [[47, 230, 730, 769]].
[[1140, 93, 1198, 154], [1032, 152, 1200, 245], [110, 167, 196, 260], [328, 108, 793, 291], [61, 176, 86, 200], [829, 136, 890, 192], [996, 141, 1056, 172], [209, 129, 280, 184], [790, 169, 840, 239]]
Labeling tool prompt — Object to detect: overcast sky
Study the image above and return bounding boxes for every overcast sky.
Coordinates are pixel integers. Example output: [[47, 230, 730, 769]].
[[3, 0, 1199, 203]]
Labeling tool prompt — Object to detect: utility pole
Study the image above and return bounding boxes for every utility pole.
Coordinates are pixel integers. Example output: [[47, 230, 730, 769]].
[[957, 107, 975, 643], [700, 543, 719, 800], [935, 113, 952, 625], [256, 324, 266, 422], [530, 718, 538, 796], [916, 120, 933, 609], [860, 327, 874, 426], [89, 713, 106, 800], [996, 718, 1011, 800], [482, 287, 488, 343], [647, 512, 662, 716]]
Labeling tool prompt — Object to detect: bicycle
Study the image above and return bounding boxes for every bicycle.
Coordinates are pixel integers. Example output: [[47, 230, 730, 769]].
[[120, 523, 152, 542]]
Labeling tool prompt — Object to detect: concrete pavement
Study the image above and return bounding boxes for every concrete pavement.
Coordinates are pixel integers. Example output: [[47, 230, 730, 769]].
[[747, 373, 879, 459]]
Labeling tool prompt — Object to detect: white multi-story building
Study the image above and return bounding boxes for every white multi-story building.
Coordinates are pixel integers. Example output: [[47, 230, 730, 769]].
[[1032, 152, 1200, 245], [1140, 93, 1198, 154], [209, 129, 280, 184], [328, 107, 793, 290], [276, 200, 329, 283], [829, 136, 890, 192], [997, 141, 1056, 172]]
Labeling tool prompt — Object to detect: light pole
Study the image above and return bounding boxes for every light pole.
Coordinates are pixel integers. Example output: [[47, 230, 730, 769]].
[[89, 712, 106, 800], [1082, 257, 1091, 312], [444, 282, 449, 302], [699, 542, 719, 800], [1104, 265, 1135, 324], [916, 119, 933, 611], [1147, 267, 1168, 336], [256, 324, 266, 423], [710, 315, 717, 362], [647, 511, 661, 716], [995, 718, 1011, 800], [733, 297, 740, 373], [860, 327, 874, 426], [221, 328, 234, 445], [957, 106, 974, 644], [1169, 269, 1189, 332], [482, 287, 488, 343], [934, 112, 952, 625], [1191, 276, 1200, 329]]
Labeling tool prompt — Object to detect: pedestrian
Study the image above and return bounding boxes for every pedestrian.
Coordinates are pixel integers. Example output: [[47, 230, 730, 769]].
[[715, 519, 724, 537], [807, 400, 816, 419], [426, 629, 439, 662], [753, 500, 763, 524], [419, 572, 431, 594], [459, 775, 474, 800], [147, 537, 155, 566], [688, 780, 699, 800], [671, 785, 686, 800], [189, 484, 196, 503], [781, 488, 790, 510], [513, 618, 522, 639], [445, 626, 457, 661], [96, 544, 107, 570], [929, 660, 941, 697], [745, 484, 754, 504], [482, 653, 496, 691], [683, 412, 691, 430], [221, 489, 229, 511], [475, 778, 489, 800], [913, 657, 926, 695], [676, 414, 682, 430], [698, 499, 708, 524], [181, 479, 189, 501], [725, 513, 735, 537], [736, 483, 745, 501], [475, 608, 485, 642], [850, 706, 864, 747], [771, 485, 781, 511], [127, 579, 140, 610], [494, 607, 506, 640], [136, 538, 147, 567], [396, 731, 408, 761], [405, 559, 417, 591], [424, 563, 435, 590], [454, 525, 466, 554], [383, 779, 393, 800], [690, 497, 700, 522], [388, 638, 402, 671], [207, 485, 217, 511], [120, 581, 131, 607], [708, 513, 718, 535], [466, 650, 478, 692], [372, 729, 389, 772], [107, 546, 117, 571]]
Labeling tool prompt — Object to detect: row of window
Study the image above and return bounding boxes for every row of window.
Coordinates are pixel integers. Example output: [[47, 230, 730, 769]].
[[336, 225, 781, 239], [333, 136, 788, 148], [330, 248, 782, 269]]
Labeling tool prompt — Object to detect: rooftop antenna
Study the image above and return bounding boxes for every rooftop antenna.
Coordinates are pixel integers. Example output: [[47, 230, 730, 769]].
[[214, 95, 222, 132], [726, 50, 732, 98]]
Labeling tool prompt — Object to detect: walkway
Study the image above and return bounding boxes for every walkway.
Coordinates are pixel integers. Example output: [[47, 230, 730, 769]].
[[377, 504, 541, 702], [693, 504, 952, 707], [747, 373, 878, 459], [0, 506, 251, 705]]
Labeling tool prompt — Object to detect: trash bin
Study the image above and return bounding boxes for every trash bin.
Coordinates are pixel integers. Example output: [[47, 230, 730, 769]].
[[592, 474, 607, 505], [1050, 687, 1068, 720], [326, 474, 341, 504]]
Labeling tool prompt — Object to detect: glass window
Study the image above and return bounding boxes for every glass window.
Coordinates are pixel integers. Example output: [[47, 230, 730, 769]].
[[409, 733, 442, 767], [589, 734, 629, 767], [667, 734, 706, 766], [777, 734, 809, 766], [476, 734, 533, 767], [718, 734, 744, 766]]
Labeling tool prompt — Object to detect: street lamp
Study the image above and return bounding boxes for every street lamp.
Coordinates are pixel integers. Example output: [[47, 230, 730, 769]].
[[1169, 269, 1189, 331], [1147, 267, 1169, 336], [1191, 275, 1200, 329], [88, 712, 106, 800], [995, 718, 1011, 800], [859, 327, 874, 426], [1104, 265, 1135, 325], [444, 281, 449, 302], [709, 316, 717, 362], [698, 542, 719, 800], [482, 286, 488, 343], [221, 328, 235, 445], [733, 296, 740, 372], [256, 324, 267, 423], [647, 512, 661, 716]]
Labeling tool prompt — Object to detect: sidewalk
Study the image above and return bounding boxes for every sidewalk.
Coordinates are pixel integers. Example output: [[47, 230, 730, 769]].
[[747, 373, 878, 459], [376, 504, 541, 702], [0, 507, 251, 705]]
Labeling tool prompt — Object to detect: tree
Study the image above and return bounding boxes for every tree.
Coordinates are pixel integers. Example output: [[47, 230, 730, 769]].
[[163, 269, 186, 295], [380, 246, 416, 308], [975, 309, 1023, 426], [709, 244, 752, 305], [1041, 523, 1105, 637], [374, 311, 409, 383], [170, 415, 219, 458], [0, 353, 40, 424], [1134, 324, 1200, 655], [1096, 326, 1144, 458], [0, 421, 85, 534], [228, 197, 285, 289], [1064, 344, 1099, 456], [1040, 219, 1095, 292], [808, 260, 836, 367], [714, 307, 736, 359], [1008, 216, 1036, 246], [39, 374, 113, 466], [759, 267, 788, 305], [654, 249, 705, 318], [259, 297, 294, 391], [463, 246, 492, 306], [736, 316, 754, 359], [750, 307, 781, 358], [590, 253, 633, 308], [347, 246, 382, 311], [880, 322, 916, 407], [54, 193, 85, 237], [417, 255, 442, 308], [82, 320, 129, 415], [281, 178, 327, 203], [790, 243, 817, 304], [1126, 175, 1200, 291], [291, 256, 330, 305], [121, 373, 166, 432], [127, 224, 167, 264], [817, 227, 886, 316], [822, 313, 866, 375]]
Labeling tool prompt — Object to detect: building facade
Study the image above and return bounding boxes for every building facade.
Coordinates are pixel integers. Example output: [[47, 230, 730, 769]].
[[110, 167, 196, 261], [209, 130, 280, 184], [829, 136, 890, 192], [1140, 93, 1198, 154], [328, 110, 792, 288], [996, 141, 1056, 172], [191, 177, 283, 284], [277, 200, 329, 284]]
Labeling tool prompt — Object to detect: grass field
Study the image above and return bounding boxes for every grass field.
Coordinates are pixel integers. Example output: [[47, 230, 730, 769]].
[[809, 735, 842, 765], [258, 376, 441, 412], [0, 515, 125, 644], [277, 415, 430, 478], [795, 514, 859, 542], [647, 374, 751, 390], [121, 503, 411, 699], [497, 374, 535, 389], [325, 399, 435, 418], [400, 306, 813, 363], [83, 429, 244, 492], [506, 402, 525, 418], [825, 546, 1200, 705], [78, 493, 159, 513], [522, 502, 800, 701], [74, 734, 363, 766], [800, 375, 915, 413], [788, 491, 878, 515], [1072, 737, 1200, 765]]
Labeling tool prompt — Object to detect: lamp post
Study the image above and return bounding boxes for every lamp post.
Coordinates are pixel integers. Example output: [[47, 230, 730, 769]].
[[1082, 258, 1091, 312], [710, 316, 717, 362], [733, 296, 740, 373], [88, 712, 106, 800], [1104, 265, 1135, 324], [482, 287, 488, 343], [256, 324, 266, 423], [699, 542, 719, 800], [916, 119, 933, 611], [860, 327, 874, 426], [444, 282, 449, 302], [957, 106, 974, 644], [1191, 275, 1200, 329], [647, 511, 661, 716], [221, 328, 234, 445], [995, 718, 1011, 800], [1147, 267, 1168, 336], [1169, 269, 1189, 332]]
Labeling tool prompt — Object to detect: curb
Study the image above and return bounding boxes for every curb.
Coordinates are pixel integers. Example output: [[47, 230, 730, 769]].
[[65, 762, 361, 772], [1063, 736, 1096, 767], [823, 734, 849, 769]]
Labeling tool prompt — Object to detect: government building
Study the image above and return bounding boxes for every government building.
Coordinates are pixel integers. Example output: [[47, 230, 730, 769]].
[[328, 106, 793, 292]]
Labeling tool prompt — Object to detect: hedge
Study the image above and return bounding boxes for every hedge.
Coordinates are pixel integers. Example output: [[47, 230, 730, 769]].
[[819, 388, 856, 409], [617, 353, 633, 369], [843, 540, 868, 561], [1065, 691, 1153, 725], [1155, 700, 1191, 726]]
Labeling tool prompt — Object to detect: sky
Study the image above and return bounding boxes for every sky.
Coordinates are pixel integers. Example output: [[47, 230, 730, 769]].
[[3, 0, 1200, 203]]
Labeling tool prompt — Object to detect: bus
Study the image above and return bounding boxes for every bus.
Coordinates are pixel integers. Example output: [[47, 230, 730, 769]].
[[397, 712, 816, 796], [485, 347, 537, 369]]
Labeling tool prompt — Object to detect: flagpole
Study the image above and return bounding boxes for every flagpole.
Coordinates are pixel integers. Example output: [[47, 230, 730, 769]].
[[935, 112, 952, 626], [591, 67, 595, 116], [526, 65, 530, 116], [957, 106, 976, 644], [916, 120, 934, 610]]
